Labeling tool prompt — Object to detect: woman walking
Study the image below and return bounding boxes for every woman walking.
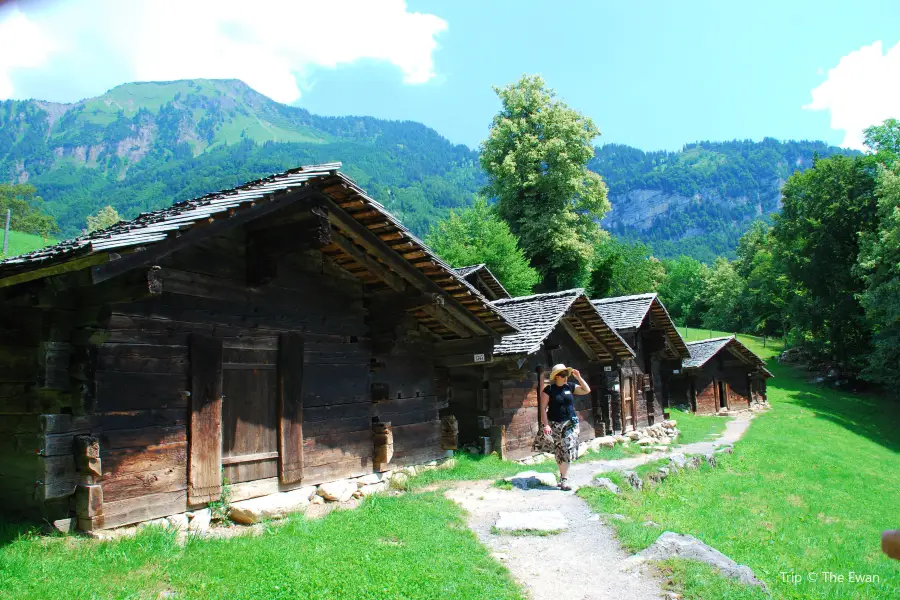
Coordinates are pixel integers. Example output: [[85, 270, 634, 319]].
[[538, 363, 591, 491]]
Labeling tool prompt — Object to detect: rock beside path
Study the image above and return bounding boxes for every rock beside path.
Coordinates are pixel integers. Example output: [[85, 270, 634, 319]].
[[494, 510, 568, 533], [629, 532, 767, 590], [229, 486, 316, 524], [591, 477, 621, 495]]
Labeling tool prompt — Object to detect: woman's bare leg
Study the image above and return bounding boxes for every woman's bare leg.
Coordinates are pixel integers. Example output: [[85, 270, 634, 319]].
[[558, 461, 569, 479]]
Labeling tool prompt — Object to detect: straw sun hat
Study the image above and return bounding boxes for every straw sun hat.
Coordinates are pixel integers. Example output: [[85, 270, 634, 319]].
[[549, 363, 572, 381]]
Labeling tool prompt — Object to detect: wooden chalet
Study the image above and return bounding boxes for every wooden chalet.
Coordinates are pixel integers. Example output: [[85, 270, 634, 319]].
[[453, 264, 511, 301], [0, 163, 519, 531], [668, 336, 772, 414], [591, 293, 690, 432], [444, 288, 634, 460]]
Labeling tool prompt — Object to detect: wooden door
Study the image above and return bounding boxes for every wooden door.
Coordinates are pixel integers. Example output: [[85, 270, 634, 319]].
[[621, 376, 635, 431], [221, 347, 279, 484], [717, 380, 728, 410]]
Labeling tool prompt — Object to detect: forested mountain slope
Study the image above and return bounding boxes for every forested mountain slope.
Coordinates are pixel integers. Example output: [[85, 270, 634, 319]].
[[0, 79, 482, 236], [0, 78, 855, 259], [591, 140, 855, 261]]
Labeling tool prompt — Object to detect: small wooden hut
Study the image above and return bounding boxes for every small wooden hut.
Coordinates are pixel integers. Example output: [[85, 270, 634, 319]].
[[591, 293, 690, 432], [444, 288, 635, 460], [667, 336, 772, 414], [0, 163, 518, 531]]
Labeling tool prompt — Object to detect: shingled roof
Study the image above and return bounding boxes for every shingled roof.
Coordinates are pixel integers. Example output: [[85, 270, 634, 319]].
[[453, 264, 511, 300], [491, 289, 634, 361], [591, 293, 689, 358], [684, 336, 773, 377], [0, 163, 517, 339]]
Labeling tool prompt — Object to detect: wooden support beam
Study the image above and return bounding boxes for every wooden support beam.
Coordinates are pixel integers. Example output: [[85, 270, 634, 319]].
[[0, 253, 111, 289], [570, 313, 619, 361], [321, 194, 496, 338], [420, 305, 471, 339], [328, 230, 406, 292], [560, 318, 602, 363]]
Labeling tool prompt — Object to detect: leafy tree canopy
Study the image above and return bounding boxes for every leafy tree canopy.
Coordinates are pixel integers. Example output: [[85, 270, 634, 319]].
[[480, 75, 610, 290], [426, 198, 540, 297], [589, 236, 665, 298], [86, 205, 122, 233], [0, 183, 59, 238]]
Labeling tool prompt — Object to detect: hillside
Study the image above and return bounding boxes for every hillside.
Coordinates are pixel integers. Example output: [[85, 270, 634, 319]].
[[0, 79, 482, 237], [590, 140, 856, 261], [0, 79, 854, 259], [0, 230, 56, 258]]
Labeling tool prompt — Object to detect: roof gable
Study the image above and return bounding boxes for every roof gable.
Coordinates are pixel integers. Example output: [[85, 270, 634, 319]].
[[591, 293, 689, 358], [684, 336, 773, 377], [453, 264, 511, 300], [0, 163, 517, 339], [491, 289, 634, 361]]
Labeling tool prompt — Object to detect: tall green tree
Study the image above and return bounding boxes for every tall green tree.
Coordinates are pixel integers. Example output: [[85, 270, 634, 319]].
[[589, 237, 665, 298], [426, 198, 540, 297], [856, 120, 900, 389], [86, 205, 122, 233], [773, 155, 880, 368], [701, 258, 745, 332], [856, 162, 900, 388], [480, 75, 610, 290], [734, 221, 790, 336], [658, 256, 709, 326], [0, 184, 59, 239]]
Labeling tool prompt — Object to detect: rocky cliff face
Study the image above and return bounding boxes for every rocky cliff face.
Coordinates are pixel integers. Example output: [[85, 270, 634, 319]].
[[603, 178, 784, 235]]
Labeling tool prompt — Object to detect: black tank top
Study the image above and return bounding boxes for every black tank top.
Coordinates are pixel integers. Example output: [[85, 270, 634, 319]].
[[544, 382, 577, 422]]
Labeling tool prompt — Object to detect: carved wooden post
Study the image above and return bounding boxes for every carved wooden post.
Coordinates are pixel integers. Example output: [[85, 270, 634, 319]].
[[373, 421, 394, 471], [74, 435, 103, 531]]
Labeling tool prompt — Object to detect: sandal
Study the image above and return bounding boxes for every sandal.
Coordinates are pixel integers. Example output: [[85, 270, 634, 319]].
[[559, 477, 572, 491]]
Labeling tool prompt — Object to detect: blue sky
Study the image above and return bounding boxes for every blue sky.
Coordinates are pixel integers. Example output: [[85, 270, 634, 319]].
[[2, 0, 899, 150]]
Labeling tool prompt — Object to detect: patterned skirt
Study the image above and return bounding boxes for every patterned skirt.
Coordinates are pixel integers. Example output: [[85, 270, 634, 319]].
[[549, 420, 580, 464]]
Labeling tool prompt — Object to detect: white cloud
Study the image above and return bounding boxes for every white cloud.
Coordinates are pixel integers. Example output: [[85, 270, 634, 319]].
[[0, 9, 59, 98], [803, 41, 900, 151], [0, 0, 447, 103]]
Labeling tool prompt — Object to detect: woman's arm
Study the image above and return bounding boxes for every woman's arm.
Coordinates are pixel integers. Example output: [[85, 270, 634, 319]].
[[572, 369, 591, 395], [539, 389, 551, 433]]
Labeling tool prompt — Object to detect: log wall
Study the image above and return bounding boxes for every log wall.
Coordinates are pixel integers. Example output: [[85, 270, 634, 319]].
[[1, 217, 453, 529]]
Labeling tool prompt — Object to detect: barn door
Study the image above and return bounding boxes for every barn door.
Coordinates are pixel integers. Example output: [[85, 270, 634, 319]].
[[220, 344, 280, 485], [189, 334, 223, 505], [717, 380, 728, 410], [621, 376, 635, 431], [278, 333, 304, 484]]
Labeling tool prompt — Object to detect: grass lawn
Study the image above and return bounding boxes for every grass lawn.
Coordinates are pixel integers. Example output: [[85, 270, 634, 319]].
[[579, 332, 900, 599], [669, 406, 730, 445], [0, 493, 523, 600], [0, 230, 55, 258]]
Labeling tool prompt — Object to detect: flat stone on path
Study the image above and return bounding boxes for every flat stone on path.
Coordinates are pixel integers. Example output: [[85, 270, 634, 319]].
[[505, 471, 557, 489], [495, 510, 568, 533]]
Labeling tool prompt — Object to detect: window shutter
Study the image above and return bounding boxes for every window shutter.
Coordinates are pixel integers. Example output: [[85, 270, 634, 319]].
[[278, 333, 304, 484], [189, 334, 223, 504]]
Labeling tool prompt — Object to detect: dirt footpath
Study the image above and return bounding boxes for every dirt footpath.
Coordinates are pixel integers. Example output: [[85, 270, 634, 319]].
[[443, 413, 754, 600]]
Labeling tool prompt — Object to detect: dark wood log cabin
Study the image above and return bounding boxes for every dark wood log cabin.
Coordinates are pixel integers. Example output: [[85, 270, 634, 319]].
[[453, 264, 511, 301], [667, 336, 772, 414], [0, 163, 518, 531], [591, 293, 690, 432], [443, 288, 635, 460]]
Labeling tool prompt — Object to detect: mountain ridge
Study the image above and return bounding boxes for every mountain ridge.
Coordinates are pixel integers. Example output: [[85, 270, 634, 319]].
[[1, 78, 855, 259]]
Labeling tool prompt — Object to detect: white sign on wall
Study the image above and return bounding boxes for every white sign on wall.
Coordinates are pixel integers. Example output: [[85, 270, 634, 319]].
[[604, 366, 612, 372], [473, 353, 485, 363]]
